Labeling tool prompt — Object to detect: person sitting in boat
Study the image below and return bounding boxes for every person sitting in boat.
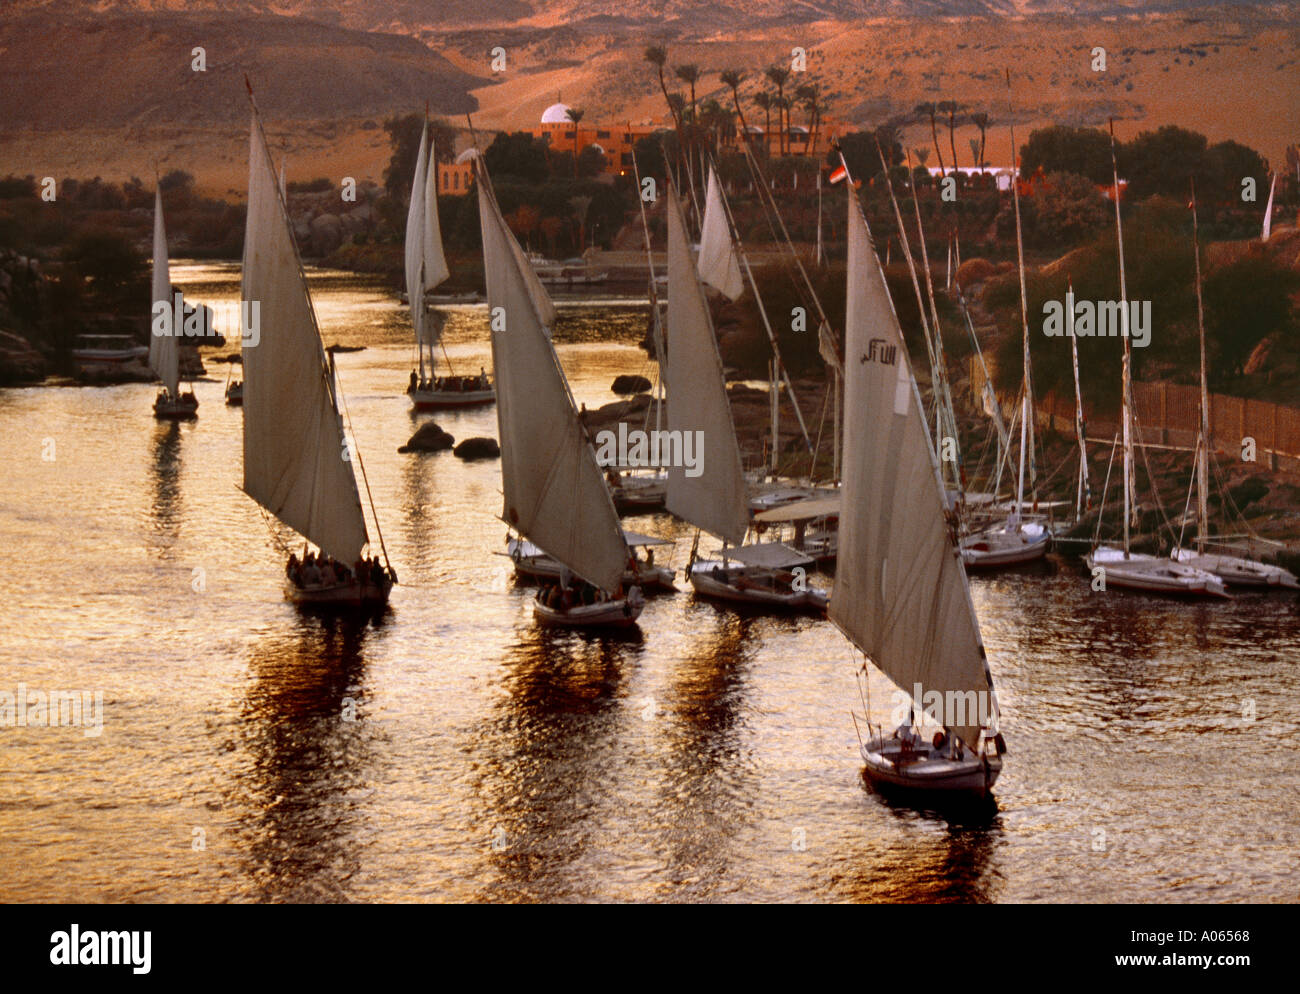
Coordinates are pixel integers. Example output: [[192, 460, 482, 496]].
[[932, 730, 948, 756], [479, 367, 488, 389], [320, 561, 337, 586], [894, 710, 920, 749], [287, 553, 299, 579], [301, 559, 321, 586], [407, 370, 418, 394]]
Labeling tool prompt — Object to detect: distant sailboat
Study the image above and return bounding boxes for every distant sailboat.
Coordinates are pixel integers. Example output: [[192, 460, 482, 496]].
[[406, 119, 494, 409], [1172, 186, 1297, 590], [240, 90, 395, 607], [831, 172, 1004, 798], [1084, 123, 1226, 599], [474, 153, 644, 627], [150, 187, 198, 420]]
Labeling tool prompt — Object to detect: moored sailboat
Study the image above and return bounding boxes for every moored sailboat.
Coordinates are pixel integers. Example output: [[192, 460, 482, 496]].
[[240, 88, 395, 608], [150, 187, 198, 420], [666, 173, 827, 612], [1171, 185, 1298, 591], [831, 166, 1003, 799], [474, 152, 642, 628], [1083, 123, 1226, 599]]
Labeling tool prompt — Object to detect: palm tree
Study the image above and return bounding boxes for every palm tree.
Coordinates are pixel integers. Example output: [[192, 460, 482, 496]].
[[674, 64, 701, 125], [970, 112, 990, 173], [753, 91, 773, 156], [914, 101, 945, 177], [565, 107, 585, 177], [645, 46, 680, 129], [795, 81, 821, 156], [774, 95, 793, 160], [765, 65, 791, 155], [719, 69, 750, 140], [938, 100, 963, 171]]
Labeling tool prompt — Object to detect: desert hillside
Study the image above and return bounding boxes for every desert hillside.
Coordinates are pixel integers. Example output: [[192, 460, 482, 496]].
[[0, 3, 1295, 198]]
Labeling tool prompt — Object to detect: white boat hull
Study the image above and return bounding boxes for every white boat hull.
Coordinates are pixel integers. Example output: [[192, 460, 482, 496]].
[[410, 387, 495, 409], [688, 561, 828, 612], [960, 522, 1050, 569], [1172, 550, 1299, 590], [507, 540, 675, 592], [1085, 548, 1229, 598], [861, 733, 1001, 798], [533, 587, 644, 628]]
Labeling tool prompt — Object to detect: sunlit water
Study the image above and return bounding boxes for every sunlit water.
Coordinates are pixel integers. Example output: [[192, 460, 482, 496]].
[[1, 264, 1297, 903]]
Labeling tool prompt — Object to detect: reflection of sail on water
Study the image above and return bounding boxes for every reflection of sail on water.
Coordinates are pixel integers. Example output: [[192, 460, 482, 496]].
[[149, 188, 179, 397], [240, 109, 370, 565], [829, 190, 995, 751], [664, 178, 748, 546], [475, 156, 626, 593]]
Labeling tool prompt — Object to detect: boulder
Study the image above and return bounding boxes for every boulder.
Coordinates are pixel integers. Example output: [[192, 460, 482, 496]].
[[398, 421, 454, 453], [453, 437, 501, 460], [611, 373, 652, 395]]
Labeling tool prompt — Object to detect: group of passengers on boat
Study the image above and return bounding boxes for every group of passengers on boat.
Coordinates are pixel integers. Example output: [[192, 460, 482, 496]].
[[406, 369, 489, 394], [537, 581, 626, 610], [286, 551, 389, 589]]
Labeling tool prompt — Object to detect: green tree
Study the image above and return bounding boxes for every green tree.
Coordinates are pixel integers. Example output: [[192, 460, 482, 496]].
[[1019, 125, 1112, 185], [1033, 171, 1109, 245], [1204, 255, 1298, 380], [1120, 125, 1209, 200]]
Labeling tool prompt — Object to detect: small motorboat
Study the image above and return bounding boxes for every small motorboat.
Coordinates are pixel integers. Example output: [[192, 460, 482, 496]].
[[1171, 549, 1298, 590]]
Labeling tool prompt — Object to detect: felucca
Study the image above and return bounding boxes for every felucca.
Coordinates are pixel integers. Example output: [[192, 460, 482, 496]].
[[1084, 123, 1226, 599], [670, 174, 827, 612], [150, 187, 198, 420], [406, 120, 494, 409], [1171, 186, 1297, 590], [240, 88, 396, 608], [831, 168, 1004, 799], [474, 152, 644, 627]]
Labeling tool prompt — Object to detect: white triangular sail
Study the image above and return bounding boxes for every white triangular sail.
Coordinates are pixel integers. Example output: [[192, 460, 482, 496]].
[[475, 157, 627, 592], [1262, 172, 1276, 242], [149, 187, 179, 397], [423, 134, 450, 296], [697, 167, 744, 301], [828, 190, 995, 750], [240, 110, 369, 565], [405, 121, 431, 350], [665, 179, 748, 545]]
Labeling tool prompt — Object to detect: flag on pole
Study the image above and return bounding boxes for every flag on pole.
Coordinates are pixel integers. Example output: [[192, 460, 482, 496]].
[[828, 164, 848, 185]]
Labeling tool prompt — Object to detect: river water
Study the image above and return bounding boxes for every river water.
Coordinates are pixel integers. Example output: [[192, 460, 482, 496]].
[[1, 263, 1297, 903]]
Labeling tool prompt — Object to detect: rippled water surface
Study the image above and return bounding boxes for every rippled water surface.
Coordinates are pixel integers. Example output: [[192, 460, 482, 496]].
[[1, 264, 1297, 903]]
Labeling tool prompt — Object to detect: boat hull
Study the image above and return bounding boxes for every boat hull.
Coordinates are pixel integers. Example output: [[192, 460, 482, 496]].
[[1085, 549, 1229, 598], [1172, 550, 1299, 590], [507, 542, 675, 592], [861, 734, 1001, 799], [284, 574, 393, 608], [533, 588, 644, 628], [410, 388, 495, 410], [153, 394, 199, 420], [688, 561, 828, 612], [960, 523, 1050, 569]]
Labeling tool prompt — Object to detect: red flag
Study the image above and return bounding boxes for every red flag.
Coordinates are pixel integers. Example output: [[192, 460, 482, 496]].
[[828, 165, 847, 185]]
